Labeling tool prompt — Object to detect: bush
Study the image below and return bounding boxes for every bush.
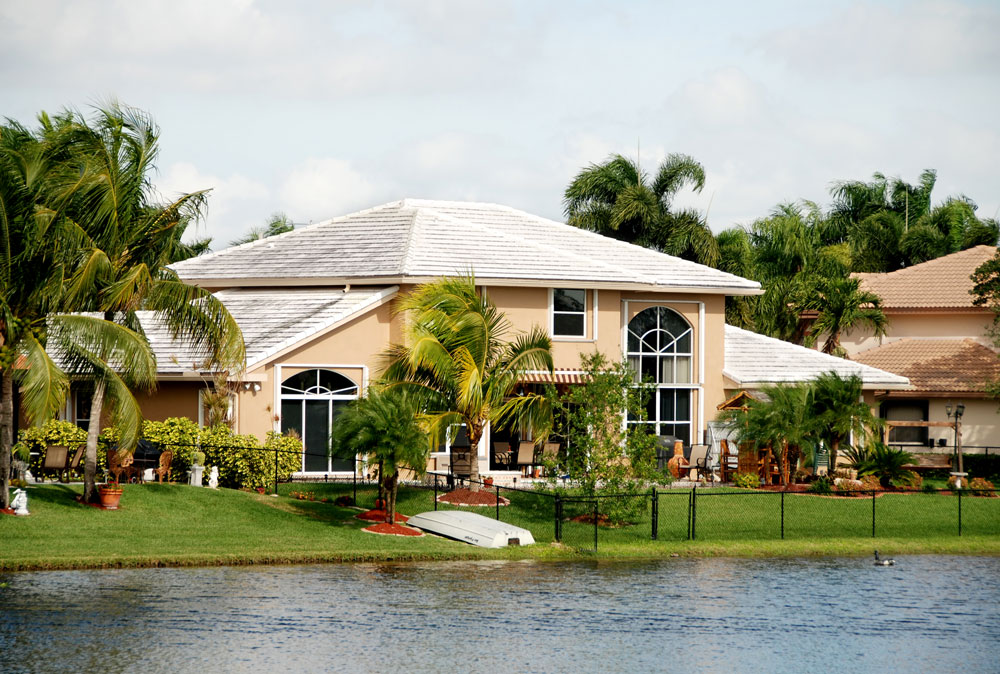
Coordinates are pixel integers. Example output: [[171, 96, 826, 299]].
[[968, 477, 997, 497], [14, 421, 89, 477], [807, 476, 833, 494], [964, 454, 1000, 482], [733, 472, 759, 489], [139, 417, 202, 478], [922, 481, 939, 494]]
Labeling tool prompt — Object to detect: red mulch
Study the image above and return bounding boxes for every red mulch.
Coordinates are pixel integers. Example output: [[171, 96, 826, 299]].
[[362, 522, 424, 536], [0, 507, 16, 516], [356, 509, 409, 523], [436, 487, 510, 507]]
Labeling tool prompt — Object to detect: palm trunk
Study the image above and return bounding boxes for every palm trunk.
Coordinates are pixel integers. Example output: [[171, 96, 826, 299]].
[[780, 441, 790, 486], [83, 379, 106, 503], [829, 436, 840, 476], [385, 471, 398, 525], [467, 423, 482, 491], [1, 373, 13, 510]]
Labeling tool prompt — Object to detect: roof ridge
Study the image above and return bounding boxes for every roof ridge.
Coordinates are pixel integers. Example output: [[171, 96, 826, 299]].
[[858, 244, 997, 280], [398, 206, 422, 276]]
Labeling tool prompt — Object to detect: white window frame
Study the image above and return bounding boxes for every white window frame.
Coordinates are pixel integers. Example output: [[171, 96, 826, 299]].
[[549, 288, 589, 340]]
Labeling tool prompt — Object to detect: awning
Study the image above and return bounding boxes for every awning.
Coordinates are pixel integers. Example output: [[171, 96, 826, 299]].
[[520, 370, 587, 385]]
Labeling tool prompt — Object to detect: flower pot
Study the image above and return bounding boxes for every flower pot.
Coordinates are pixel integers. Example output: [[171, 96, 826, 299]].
[[98, 485, 123, 510], [484, 477, 494, 487]]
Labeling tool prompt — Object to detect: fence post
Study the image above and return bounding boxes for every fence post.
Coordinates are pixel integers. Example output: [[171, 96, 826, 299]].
[[872, 490, 876, 538], [434, 474, 438, 511], [651, 486, 658, 541], [593, 500, 599, 552], [958, 489, 962, 536], [555, 495, 563, 542], [691, 488, 697, 541], [496, 484, 500, 521], [273, 445, 279, 495], [780, 491, 785, 540], [353, 460, 358, 504]]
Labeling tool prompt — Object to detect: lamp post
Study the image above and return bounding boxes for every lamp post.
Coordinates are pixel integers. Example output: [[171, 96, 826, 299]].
[[945, 402, 967, 488]]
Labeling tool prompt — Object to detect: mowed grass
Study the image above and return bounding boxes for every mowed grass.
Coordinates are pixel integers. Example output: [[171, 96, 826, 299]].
[[2, 482, 999, 571]]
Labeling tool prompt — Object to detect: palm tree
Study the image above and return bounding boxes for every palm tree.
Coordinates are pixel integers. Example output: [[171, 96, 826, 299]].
[[230, 212, 294, 246], [564, 153, 719, 266], [806, 276, 888, 356], [330, 387, 429, 524], [60, 103, 245, 501], [381, 275, 553, 487], [810, 372, 883, 473]]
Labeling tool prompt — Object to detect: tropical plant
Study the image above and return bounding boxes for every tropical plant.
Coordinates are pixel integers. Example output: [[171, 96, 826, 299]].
[[810, 372, 883, 473], [852, 441, 915, 488], [381, 275, 554, 488], [330, 387, 429, 524], [56, 103, 245, 502], [230, 212, 294, 246], [564, 153, 719, 266], [806, 276, 888, 356]]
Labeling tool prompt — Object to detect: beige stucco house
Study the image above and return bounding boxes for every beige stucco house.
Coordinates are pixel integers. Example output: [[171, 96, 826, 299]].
[[57, 199, 909, 477], [849, 245, 1000, 451]]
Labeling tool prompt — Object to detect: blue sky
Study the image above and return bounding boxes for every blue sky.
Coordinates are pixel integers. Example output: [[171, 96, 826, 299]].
[[2, 0, 998, 247]]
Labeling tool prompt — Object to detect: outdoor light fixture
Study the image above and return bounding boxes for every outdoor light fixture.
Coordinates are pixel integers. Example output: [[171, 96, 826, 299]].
[[946, 401, 968, 488]]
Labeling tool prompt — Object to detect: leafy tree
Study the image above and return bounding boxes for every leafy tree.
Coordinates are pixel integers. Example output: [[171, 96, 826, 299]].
[[810, 372, 883, 473], [564, 153, 719, 266], [381, 275, 553, 487], [545, 352, 657, 522], [806, 276, 888, 356], [330, 387, 429, 524], [229, 212, 294, 247], [59, 103, 245, 502]]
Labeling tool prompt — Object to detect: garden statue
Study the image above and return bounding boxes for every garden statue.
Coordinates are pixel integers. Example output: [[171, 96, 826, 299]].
[[208, 466, 219, 489], [11, 488, 29, 516]]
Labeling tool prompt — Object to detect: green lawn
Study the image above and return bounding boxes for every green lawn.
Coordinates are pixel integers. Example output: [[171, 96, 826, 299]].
[[2, 482, 999, 571]]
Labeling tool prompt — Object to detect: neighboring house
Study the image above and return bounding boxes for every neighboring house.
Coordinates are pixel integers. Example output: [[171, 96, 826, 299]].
[[53, 199, 909, 477], [848, 245, 1000, 450]]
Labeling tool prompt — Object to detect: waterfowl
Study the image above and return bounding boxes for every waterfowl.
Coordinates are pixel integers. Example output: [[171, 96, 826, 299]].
[[873, 550, 894, 566]]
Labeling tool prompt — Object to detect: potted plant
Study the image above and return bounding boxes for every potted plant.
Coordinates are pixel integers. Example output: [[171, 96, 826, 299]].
[[98, 478, 123, 510]]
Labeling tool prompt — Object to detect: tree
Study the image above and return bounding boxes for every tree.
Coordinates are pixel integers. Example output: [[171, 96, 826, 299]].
[[230, 212, 294, 246], [720, 382, 815, 486], [806, 276, 888, 356], [852, 441, 915, 488], [564, 153, 719, 266], [60, 103, 245, 502], [381, 275, 553, 487], [810, 372, 883, 473], [330, 387, 429, 524]]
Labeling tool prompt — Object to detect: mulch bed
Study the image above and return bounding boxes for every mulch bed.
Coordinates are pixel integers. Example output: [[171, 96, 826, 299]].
[[436, 487, 510, 507], [362, 522, 424, 536], [0, 507, 18, 516], [356, 509, 409, 523]]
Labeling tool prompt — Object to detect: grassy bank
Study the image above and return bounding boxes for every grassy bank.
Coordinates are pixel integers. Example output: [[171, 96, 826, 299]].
[[2, 483, 999, 572]]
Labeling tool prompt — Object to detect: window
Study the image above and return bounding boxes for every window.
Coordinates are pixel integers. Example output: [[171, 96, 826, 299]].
[[552, 288, 586, 337], [881, 400, 928, 445], [73, 386, 93, 432], [626, 307, 694, 444], [280, 369, 360, 473]]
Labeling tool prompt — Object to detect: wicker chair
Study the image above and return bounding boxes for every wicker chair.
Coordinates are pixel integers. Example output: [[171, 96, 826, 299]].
[[153, 450, 173, 483]]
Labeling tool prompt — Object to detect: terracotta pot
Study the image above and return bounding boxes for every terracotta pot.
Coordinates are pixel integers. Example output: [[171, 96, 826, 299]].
[[484, 477, 494, 486], [98, 485, 123, 510]]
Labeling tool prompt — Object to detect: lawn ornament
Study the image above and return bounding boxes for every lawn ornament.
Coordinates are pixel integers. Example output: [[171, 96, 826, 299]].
[[12, 488, 29, 516], [208, 466, 219, 489]]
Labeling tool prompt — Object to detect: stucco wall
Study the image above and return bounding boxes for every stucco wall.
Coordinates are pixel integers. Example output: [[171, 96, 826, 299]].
[[137, 382, 203, 422], [842, 311, 993, 355]]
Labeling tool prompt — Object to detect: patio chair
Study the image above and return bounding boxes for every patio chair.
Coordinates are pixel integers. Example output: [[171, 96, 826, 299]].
[[687, 444, 711, 481], [107, 451, 134, 485], [153, 450, 173, 483], [39, 445, 69, 482], [492, 442, 512, 469], [516, 441, 536, 476], [66, 445, 84, 482]]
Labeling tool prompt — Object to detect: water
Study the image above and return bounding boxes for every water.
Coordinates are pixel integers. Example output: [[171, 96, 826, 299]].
[[1, 556, 998, 673]]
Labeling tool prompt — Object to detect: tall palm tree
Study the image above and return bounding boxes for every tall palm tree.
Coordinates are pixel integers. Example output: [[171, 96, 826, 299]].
[[564, 153, 719, 266], [810, 372, 883, 474], [59, 104, 245, 501], [806, 276, 888, 356], [230, 212, 294, 247], [381, 276, 553, 487]]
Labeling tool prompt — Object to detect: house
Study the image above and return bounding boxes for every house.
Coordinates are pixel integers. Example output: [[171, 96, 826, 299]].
[[56, 199, 910, 477], [847, 245, 1000, 451]]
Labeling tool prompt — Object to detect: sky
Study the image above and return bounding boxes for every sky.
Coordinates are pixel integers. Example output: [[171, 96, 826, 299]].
[[2, 0, 998, 248]]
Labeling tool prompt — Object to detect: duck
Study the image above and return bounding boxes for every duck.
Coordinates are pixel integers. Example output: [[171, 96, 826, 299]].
[[873, 550, 894, 566]]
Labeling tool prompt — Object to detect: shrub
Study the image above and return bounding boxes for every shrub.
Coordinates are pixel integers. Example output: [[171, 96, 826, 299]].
[[968, 477, 997, 497], [964, 454, 1000, 482], [922, 481, 939, 494], [947, 474, 966, 491], [807, 476, 833, 494], [733, 472, 759, 489], [14, 420, 89, 477], [855, 442, 915, 488], [140, 417, 202, 478]]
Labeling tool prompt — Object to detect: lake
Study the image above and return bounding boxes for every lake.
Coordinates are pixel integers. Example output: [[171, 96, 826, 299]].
[[1, 556, 998, 673]]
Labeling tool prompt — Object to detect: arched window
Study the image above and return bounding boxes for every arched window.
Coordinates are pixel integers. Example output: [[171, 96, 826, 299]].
[[280, 369, 359, 473], [626, 307, 694, 443]]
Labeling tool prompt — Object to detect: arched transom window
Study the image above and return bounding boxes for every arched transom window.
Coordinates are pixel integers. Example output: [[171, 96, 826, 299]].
[[626, 307, 694, 443], [280, 369, 359, 473]]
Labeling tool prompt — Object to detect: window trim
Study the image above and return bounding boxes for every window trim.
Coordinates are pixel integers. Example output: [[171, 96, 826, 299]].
[[549, 288, 591, 341]]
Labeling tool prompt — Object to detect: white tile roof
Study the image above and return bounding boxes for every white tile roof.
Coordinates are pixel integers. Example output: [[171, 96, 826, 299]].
[[140, 287, 397, 373], [171, 199, 761, 294], [723, 325, 910, 389]]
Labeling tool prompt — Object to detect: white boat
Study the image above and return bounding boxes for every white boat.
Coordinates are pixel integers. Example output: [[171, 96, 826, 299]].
[[407, 510, 535, 548]]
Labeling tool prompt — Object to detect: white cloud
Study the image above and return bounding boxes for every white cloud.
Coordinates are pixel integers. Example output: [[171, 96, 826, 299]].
[[278, 158, 381, 223]]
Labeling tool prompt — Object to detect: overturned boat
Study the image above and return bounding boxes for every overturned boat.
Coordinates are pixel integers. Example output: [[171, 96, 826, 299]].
[[407, 510, 535, 548]]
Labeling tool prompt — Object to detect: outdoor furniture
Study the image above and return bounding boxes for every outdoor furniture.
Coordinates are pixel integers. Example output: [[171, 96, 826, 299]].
[[686, 444, 711, 481], [492, 442, 512, 469], [107, 451, 134, 485], [758, 448, 779, 485], [39, 445, 69, 482], [737, 444, 757, 475], [66, 445, 84, 481], [516, 441, 536, 476], [718, 439, 739, 482], [153, 450, 173, 483], [902, 454, 952, 473], [450, 447, 473, 479]]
